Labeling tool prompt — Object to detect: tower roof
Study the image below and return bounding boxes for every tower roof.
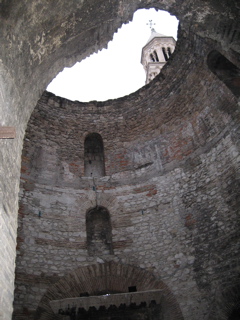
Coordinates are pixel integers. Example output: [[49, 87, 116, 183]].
[[146, 28, 172, 44], [146, 28, 168, 44]]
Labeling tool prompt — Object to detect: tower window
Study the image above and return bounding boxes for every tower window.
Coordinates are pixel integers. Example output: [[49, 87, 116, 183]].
[[154, 50, 159, 62], [86, 206, 113, 256], [150, 53, 155, 62], [162, 47, 168, 61], [150, 51, 159, 62], [167, 47, 172, 57], [84, 133, 105, 177]]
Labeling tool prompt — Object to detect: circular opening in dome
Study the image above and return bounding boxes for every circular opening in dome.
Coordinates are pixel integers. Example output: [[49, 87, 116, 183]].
[[47, 9, 179, 102]]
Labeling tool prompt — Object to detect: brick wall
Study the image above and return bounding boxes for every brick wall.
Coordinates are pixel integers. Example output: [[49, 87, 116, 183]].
[[13, 33, 240, 320], [0, 1, 239, 320]]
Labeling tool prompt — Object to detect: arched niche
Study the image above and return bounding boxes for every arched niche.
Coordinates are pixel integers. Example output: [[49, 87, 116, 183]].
[[86, 206, 113, 256], [207, 50, 240, 98], [229, 308, 240, 320], [84, 133, 105, 177], [209, 282, 240, 320]]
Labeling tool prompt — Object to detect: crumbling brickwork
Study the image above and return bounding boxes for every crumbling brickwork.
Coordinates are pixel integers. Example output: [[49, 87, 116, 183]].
[[14, 29, 240, 320], [0, 1, 240, 320]]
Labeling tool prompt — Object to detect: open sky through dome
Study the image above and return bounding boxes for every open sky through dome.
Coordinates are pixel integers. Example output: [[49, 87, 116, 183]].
[[47, 9, 179, 102]]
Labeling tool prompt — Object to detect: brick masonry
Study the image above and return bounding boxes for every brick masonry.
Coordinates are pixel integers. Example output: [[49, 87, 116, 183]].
[[0, 1, 240, 320], [13, 32, 240, 320]]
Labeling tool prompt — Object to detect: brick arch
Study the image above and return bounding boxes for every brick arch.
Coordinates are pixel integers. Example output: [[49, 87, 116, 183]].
[[34, 261, 184, 320], [208, 282, 240, 320]]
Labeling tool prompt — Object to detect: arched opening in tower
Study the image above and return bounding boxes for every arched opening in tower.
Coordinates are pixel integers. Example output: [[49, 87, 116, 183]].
[[84, 133, 105, 177]]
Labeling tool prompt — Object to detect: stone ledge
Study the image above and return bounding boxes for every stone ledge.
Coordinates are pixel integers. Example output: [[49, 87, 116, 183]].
[[50, 289, 164, 313]]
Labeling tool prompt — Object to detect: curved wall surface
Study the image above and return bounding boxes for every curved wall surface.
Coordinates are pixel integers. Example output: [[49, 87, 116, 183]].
[[14, 29, 240, 320], [0, 0, 240, 319]]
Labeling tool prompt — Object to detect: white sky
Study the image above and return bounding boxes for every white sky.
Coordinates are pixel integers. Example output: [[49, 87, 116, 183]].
[[47, 9, 178, 102]]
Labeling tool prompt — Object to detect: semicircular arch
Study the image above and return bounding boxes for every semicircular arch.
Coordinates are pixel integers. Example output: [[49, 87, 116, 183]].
[[34, 261, 184, 320], [208, 281, 240, 320]]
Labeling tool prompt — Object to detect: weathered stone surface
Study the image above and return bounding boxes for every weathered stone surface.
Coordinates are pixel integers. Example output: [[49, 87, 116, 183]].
[[0, 1, 240, 320], [14, 33, 240, 320]]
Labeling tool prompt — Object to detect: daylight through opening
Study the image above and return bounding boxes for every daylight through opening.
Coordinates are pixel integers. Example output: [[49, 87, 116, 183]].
[[47, 9, 178, 102]]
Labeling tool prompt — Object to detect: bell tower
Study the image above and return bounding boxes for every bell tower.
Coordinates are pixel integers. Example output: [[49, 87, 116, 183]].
[[141, 25, 176, 84]]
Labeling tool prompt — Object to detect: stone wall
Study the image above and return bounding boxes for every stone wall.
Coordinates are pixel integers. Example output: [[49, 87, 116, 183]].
[[13, 29, 240, 320], [0, 1, 240, 319]]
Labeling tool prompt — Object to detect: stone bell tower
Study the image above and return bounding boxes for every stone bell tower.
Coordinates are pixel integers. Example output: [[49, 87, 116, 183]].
[[141, 26, 176, 84]]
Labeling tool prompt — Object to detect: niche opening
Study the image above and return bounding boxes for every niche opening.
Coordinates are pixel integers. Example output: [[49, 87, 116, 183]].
[[207, 50, 240, 98], [86, 206, 113, 256], [84, 133, 105, 177]]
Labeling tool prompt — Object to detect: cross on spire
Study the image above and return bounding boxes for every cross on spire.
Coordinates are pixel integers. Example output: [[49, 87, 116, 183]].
[[146, 20, 156, 31]]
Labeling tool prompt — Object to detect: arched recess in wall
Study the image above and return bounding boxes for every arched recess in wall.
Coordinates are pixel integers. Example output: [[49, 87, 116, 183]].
[[84, 133, 105, 177], [33, 261, 184, 320], [207, 50, 240, 98], [208, 282, 240, 320], [86, 206, 113, 256]]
